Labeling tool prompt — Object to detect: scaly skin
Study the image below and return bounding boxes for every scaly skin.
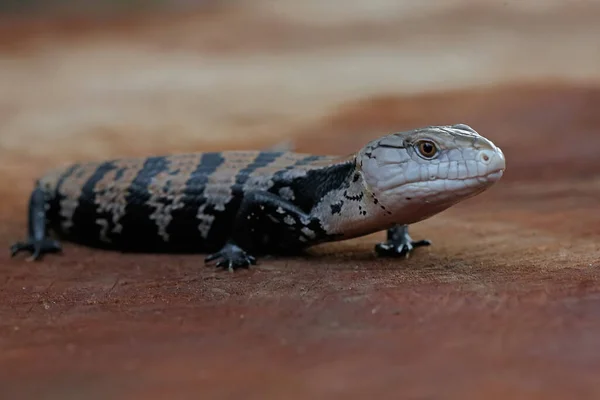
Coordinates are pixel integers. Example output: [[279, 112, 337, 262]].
[[10, 124, 506, 271]]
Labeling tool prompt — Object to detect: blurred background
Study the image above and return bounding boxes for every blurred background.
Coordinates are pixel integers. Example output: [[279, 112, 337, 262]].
[[2, 0, 600, 200], [1, 1, 600, 399]]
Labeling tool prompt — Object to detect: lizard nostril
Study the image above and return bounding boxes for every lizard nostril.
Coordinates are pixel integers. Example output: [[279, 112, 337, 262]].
[[480, 152, 491, 163], [482, 154, 489, 162]]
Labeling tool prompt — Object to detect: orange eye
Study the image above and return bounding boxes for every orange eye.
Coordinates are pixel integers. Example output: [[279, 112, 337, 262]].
[[416, 140, 438, 159]]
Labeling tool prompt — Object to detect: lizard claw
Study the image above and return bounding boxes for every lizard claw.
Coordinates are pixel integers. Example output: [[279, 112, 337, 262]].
[[205, 243, 257, 271]]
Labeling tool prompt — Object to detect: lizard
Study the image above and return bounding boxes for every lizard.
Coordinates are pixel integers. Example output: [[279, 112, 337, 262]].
[[9, 124, 506, 271]]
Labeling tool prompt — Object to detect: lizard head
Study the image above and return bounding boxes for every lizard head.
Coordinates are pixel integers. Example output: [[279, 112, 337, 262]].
[[357, 124, 505, 224]]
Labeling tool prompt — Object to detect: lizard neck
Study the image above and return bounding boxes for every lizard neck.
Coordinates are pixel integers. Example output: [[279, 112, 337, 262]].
[[304, 157, 398, 240]]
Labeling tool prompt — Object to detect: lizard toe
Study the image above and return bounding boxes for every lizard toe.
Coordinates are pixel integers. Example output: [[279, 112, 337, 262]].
[[375, 238, 430, 259], [10, 238, 62, 260]]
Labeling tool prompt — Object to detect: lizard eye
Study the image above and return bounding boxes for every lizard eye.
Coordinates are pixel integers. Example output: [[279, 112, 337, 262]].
[[415, 140, 438, 159]]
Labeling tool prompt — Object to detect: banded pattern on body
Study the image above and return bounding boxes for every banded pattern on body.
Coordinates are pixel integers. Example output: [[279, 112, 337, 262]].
[[57, 162, 103, 233], [146, 153, 204, 242], [37, 150, 344, 252], [195, 151, 261, 239], [92, 158, 147, 242]]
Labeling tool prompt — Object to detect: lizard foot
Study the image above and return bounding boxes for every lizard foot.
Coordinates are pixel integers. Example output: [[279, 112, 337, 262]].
[[10, 238, 62, 261], [205, 243, 257, 272], [375, 238, 431, 259]]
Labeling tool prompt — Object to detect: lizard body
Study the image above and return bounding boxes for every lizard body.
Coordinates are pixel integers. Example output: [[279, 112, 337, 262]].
[[10, 124, 506, 270]]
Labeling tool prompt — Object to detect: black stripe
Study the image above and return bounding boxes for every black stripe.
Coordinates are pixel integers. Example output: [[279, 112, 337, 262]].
[[293, 155, 322, 166], [113, 167, 126, 181], [166, 152, 226, 250], [117, 156, 170, 249], [235, 151, 284, 186], [48, 164, 79, 196], [269, 154, 325, 186], [69, 161, 117, 243]]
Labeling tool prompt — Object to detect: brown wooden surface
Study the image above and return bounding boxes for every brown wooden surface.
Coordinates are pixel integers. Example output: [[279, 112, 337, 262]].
[[1, 3, 600, 399]]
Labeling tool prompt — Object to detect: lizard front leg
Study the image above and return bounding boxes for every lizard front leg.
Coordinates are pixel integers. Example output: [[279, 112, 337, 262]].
[[205, 191, 312, 271], [374, 224, 431, 258]]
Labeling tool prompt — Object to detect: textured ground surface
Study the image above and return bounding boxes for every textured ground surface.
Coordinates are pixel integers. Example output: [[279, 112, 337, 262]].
[[1, 2, 600, 399]]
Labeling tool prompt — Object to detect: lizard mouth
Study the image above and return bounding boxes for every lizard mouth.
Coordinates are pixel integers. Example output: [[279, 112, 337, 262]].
[[381, 169, 505, 206], [481, 169, 504, 182], [435, 169, 505, 187], [380, 168, 505, 193]]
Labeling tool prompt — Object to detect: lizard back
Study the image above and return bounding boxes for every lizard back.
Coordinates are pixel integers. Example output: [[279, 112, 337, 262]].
[[37, 150, 343, 253]]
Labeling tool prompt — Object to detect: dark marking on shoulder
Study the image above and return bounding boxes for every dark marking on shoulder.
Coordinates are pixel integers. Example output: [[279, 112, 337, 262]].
[[358, 205, 367, 216], [330, 201, 343, 215], [276, 159, 356, 213], [343, 189, 363, 201]]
